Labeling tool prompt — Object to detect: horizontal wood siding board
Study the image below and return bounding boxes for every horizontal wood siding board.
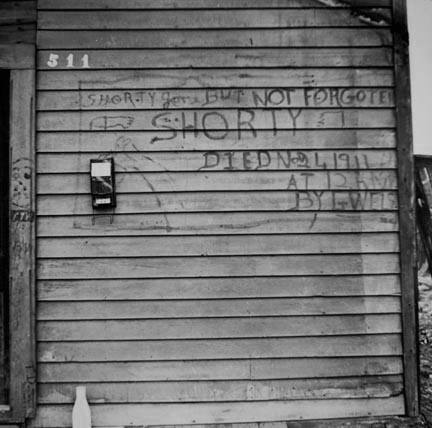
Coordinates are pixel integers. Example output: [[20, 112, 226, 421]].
[[33, 397, 405, 427], [38, 376, 404, 403], [35, 130, 397, 152], [35, 212, 400, 237], [38, 357, 404, 382], [37, 315, 402, 341], [36, 88, 395, 111], [35, 149, 397, 172], [37, 297, 402, 320], [37, 0, 392, 9], [37, 233, 400, 258], [36, 275, 402, 301], [36, 254, 401, 279], [37, 172, 399, 195], [37, 335, 403, 362], [36, 109, 396, 131], [37, 10, 391, 30], [36, 191, 400, 215], [36, 69, 395, 90], [36, 172, 399, 194], [36, 29, 393, 50], [37, 48, 394, 69]]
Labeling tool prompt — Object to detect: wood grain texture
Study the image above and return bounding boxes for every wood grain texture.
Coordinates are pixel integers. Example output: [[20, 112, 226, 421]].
[[37, 69, 395, 90], [36, 130, 397, 152], [0, 43, 34, 68], [38, 357, 403, 382], [37, 0, 392, 9], [37, 10, 391, 30], [38, 376, 403, 403], [36, 254, 401, 280], [36, 87, 395, 111], [8, 69, 37, 420], [36, 212, 400, 237], [33, 0, 407, 423], [32, 397, 405, 427], [37, 314, 402, 341], [0, 1, 36, 24], [37, 335, 403, 362], [0, 22, 35, 45], [392, 0, 419, 418], [36, 109, 396, 131], [36, 171, 399, 194], [37, 48, 393, 69], [36, 191, 400, 215], [37, 28, 393, 50], [36, 150, 397, 172], [37, 233, 400, 258], [36, 275, 402, 301], [37, 297, 402, 320], [143, 417, 428, 428]]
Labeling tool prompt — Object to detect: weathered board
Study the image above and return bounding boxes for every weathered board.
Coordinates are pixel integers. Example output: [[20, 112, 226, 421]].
[[36, 150, 398, 172], [36, 212, 399, 237], [38, 335, 403, 362], [36, 109, 396, 131], [37, 48, 394, 69], [37, 0, 392, 9], [37, 29, 393, 49], [37, 69, 395, 90], [34, 0, 408, 426], [37, 191, 400, 215], [36, 172, 399, 194], [37, 88, 395, 110], [37, 10, 392, 29], [37, 314, 402, 341], [37, 275, 402, 301], [38, 356, 403, 382], [37, 296, 402, 320], [32, 398, 404, 427], [37, 254, 401, 279], [36, 130, 397, 152], [37, 233, 400, 257], [38, 376, 404, 403]]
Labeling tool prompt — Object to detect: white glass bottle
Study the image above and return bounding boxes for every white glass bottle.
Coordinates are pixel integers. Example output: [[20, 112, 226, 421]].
[[72, 386, 92, 428]]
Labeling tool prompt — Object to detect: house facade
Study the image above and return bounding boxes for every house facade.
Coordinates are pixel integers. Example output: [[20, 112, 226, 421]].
[[0, 0, 420, 426]]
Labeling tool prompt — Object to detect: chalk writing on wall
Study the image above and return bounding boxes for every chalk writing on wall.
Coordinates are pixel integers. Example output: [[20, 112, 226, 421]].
[[149, 109, 311, 143], [89, 116, 135, 130], [287, 191, 397, 211], [79, 84, 395, 213], [201, 151, 372, 170], [80, 88, 394, 109]]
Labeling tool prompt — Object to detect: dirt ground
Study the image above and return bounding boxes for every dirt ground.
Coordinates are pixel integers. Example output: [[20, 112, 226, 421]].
[[419, 267, 432, 426]]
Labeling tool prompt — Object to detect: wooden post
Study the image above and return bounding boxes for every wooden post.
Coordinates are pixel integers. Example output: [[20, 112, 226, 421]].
[[393, 0, 420, 417], [8, 68, 36, 420]]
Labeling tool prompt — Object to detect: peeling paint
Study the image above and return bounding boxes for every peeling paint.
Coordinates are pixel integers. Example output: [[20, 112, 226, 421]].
[[315, 0, 391, 27]]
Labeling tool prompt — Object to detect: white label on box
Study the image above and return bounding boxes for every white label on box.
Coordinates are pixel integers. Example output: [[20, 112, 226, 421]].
[[91, 162, 111, 177]]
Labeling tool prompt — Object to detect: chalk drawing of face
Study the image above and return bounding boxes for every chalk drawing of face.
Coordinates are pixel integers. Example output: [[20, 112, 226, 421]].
[[11, 157, 32, 209]]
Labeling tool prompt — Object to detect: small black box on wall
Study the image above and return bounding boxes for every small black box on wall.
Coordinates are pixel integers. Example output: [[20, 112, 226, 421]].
[[90, 158, 116, 208]]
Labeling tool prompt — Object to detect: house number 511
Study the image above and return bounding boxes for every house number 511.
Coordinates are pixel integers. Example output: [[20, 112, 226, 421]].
[[47, 53, 90, 68]]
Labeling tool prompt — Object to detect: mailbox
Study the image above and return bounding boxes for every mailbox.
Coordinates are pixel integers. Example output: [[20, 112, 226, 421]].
[[90, 158, 116, 208]]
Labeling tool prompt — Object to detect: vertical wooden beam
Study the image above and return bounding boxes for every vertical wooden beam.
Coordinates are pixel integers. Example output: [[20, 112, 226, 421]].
[[8, 69, 36, 420], [392, 0, 420, 417]]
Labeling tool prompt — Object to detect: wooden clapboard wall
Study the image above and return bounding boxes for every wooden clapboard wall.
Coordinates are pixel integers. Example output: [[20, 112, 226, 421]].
[[34, 0, 406, 426]]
